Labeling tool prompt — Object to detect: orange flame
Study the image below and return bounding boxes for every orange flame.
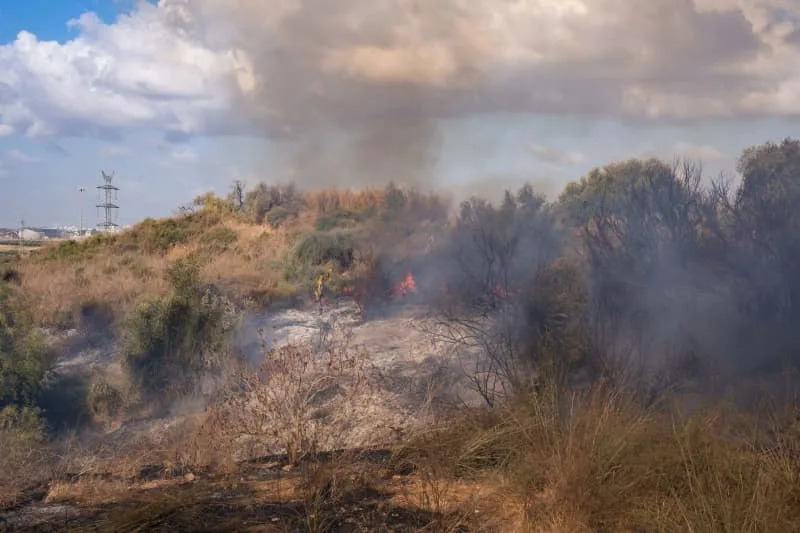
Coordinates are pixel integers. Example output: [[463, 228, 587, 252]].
[[392, 272, 417, 298]]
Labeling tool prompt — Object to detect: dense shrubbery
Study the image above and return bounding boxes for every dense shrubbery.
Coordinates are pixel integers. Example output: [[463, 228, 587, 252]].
[[294, 231, 356, 268], [314, 208, 364, 231], [265, 205, 298, 228], [419, 139, 800, 405], [0, 286, 49, 409], [198, 226, 238, 254], [245, 183, 300, 224], [127, 217, 190, 253], [120, 257, 238, 403]]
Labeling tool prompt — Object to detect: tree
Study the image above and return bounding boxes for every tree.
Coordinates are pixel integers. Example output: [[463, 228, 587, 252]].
[[560, 158, 725, 391], [228, 180, 245, 212], [427, 185, 581, 406]]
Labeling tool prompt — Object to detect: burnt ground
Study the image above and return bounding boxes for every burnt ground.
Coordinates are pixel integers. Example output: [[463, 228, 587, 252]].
[[1, 450, 479, 532], [2, 298, 488, 531]]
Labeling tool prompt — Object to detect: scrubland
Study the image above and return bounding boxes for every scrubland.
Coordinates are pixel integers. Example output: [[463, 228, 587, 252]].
[[2, 140, 800, 531]]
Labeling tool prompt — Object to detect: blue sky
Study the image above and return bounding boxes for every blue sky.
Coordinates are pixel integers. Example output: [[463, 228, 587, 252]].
[[1, 0, 800, 228], [0, 1, 135, 42]]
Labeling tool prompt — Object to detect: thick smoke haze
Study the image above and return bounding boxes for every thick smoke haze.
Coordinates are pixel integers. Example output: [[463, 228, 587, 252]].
[[2, 0, 800, 195]]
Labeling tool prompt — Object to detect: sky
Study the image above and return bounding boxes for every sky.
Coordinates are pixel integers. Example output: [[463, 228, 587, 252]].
[[0, 0, 799, 228]]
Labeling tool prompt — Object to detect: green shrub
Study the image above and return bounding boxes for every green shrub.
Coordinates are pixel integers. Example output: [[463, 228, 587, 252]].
[[165, 256, 202, 297], [121, 259, 238, 401], [294, 231, 355, 268], [314, 208, 363, 231], [0, 404, 45, 440], [0, 293, 49, 408], [128, 218, 190, 253], [245, 183, 299, 223], [265, 206, 298, 228], [52, 239, 82, 260], [199, 226, 238, 253]]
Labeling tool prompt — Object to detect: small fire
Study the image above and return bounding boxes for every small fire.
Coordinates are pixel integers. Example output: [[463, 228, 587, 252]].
[[490, 284, 510, 299], [392, 272, 417, 298]]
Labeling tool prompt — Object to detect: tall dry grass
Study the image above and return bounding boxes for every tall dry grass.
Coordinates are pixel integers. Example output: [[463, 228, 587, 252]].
[[15, 216, 304, 328], [396, 381, 800, 532], [18, 252, 170, 327], [307, 188, 385, 214]]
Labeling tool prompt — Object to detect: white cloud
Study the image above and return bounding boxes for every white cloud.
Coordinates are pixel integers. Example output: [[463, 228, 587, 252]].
[[0, 6, 247, 139], [530, 143, 586, 166], [7, 148, 37, 162], [1, 0, 800, 141]]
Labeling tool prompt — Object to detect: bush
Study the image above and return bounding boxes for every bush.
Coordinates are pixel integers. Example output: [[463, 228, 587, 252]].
[[208, 333, 372, 465], [199, 226, 238, 253], [120, 259, 238, 402], [165, 256, 202, 297], [0, 404, 45, 439], [0, 294, 49, 408], [87, 372, 124, 422], [294, 232, 355, 268], [128, 218, 190, 253], [245, 183, 300, 223], [266, 205, 298, 229], [314, 208, 363, 231]]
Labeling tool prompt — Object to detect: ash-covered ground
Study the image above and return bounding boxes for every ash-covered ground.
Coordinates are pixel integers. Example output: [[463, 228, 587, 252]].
[[38, 297, 481, 449], [234, 298, 482, 449]]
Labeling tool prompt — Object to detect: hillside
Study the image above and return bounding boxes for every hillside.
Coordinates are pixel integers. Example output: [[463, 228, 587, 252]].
[[2, 144, 800, 531]]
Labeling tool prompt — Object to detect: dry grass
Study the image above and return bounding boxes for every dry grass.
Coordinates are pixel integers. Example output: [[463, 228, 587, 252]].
[[18, 251, 170, 326], [45, 478, 134, 506], [14, 215, 304, 327], [396, 383, 800, 532], [307, 187, 385, 214]]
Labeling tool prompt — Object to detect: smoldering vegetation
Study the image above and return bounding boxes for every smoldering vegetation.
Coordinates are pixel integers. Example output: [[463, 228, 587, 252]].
[[1, 139, 800, 530]]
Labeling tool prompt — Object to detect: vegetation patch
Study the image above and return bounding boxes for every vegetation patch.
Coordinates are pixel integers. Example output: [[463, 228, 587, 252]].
[[294, 231, 356, 268], [120, 258, 238, 405]]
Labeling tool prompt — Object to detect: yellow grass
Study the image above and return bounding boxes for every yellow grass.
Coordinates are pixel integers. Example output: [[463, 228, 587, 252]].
[[13, 214, 305, 327]]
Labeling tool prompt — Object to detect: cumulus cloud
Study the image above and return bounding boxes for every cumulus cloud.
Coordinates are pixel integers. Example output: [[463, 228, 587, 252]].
[[0, 5, 247, 139], [1, 0, 800, 142]]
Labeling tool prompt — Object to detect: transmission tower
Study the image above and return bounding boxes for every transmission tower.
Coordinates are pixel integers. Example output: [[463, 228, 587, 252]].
[[96, 171, 120, 231]]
